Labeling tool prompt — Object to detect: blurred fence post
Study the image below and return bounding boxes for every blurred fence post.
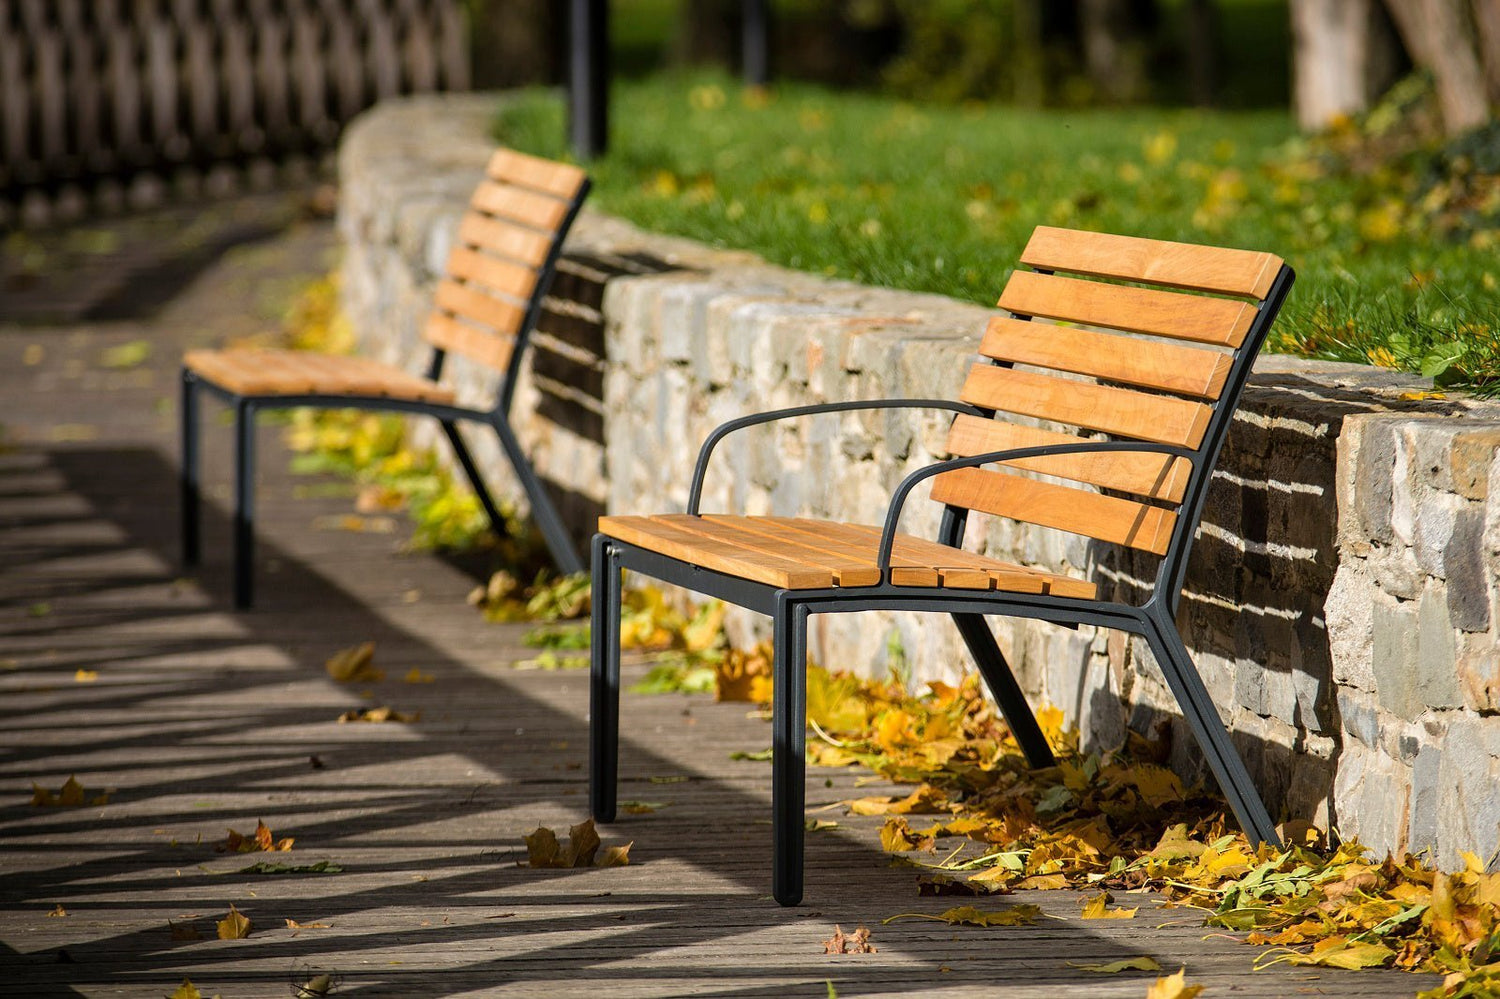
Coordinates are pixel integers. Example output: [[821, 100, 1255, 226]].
[[743, 0, 769, 86], [568, 0, 609, 159]]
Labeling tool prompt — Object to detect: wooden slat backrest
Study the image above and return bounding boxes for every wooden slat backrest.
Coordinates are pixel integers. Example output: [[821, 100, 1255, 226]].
[[421, 147, 588, 374], [932, 226, 1285, 556]]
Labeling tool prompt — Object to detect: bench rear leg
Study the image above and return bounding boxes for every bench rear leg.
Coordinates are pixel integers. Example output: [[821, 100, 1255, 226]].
[[494, 419, 584, 575], [180, 369, 201, 567], [589, 535, 622, 823], [233, 400, 257, 610], [1141, 608, 1280, 848], [439, 420, 510, 542], [951, 614, 1055, 769], [772, 600, 809, 906]]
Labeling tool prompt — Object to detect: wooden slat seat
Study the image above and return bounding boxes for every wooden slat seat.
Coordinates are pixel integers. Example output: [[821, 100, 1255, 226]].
[[597, 514, 1096, 599], [183, 348, 455, 404]]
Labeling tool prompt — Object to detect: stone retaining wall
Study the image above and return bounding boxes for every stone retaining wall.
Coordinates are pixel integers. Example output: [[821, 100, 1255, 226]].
[[339, 94, 1500, 868]]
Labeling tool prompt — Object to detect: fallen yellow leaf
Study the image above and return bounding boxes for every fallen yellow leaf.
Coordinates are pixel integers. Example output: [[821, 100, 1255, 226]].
[[47, 904, 67, 917], [325, 641, 381, 682], [403, 668, 436, 684], [74, 669, 98, 683], [218, 820, 293, 853], [1144, 968, 1204, 999], [216, 904, 250, 940], [1081, 892, 1139, 920], [1067, 956, 1162, 974], [338, 705, 417, 723], [168, 979, 203, 999]]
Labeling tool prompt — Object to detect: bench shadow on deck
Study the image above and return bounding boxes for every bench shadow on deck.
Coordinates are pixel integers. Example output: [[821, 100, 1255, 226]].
[[0, 443, 1434, 998]]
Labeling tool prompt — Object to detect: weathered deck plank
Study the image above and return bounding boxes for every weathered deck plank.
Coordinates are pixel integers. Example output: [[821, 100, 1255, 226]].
[[0, 216, 1434, 998]]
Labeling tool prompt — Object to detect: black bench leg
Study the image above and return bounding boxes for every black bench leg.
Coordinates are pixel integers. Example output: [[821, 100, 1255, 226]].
[[589, 535, 622, 823], [180, 369, 200, 567], [232, 400, 256, 610], [952, 613, 1055, 769], [439, 420, 511, 542], [494, 418, 584, 575], [1141, 607, 1280, 848], [772, 598, 808, 906]]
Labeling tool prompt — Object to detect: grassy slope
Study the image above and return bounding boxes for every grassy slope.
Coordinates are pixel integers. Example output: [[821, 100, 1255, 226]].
[[497, 72, 1499, 388]]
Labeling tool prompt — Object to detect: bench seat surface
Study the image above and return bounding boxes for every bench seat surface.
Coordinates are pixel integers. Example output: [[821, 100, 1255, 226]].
[[184, 348, 456, 404], [598, 513, 1096, 598]]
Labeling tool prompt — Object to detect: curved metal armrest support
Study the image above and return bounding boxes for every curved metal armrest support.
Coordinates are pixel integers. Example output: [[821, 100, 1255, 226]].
[[686, 399, 986, 514], [876, 441, 1199, 572]]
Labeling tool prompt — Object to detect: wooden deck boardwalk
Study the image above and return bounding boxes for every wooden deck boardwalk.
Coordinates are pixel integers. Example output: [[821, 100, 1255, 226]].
[[0, 213, 1436, 997]]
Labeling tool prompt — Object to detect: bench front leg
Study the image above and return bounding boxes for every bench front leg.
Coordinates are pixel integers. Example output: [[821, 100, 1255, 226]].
[[233, 399, 257, 610], [589, 535, 622, 823], [772, 596, 809, 906]]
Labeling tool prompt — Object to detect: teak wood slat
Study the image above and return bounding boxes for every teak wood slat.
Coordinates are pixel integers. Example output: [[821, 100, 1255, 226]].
[[826, 522, 1096, 597], [958, 364, 1213, 448], [182, 349, 456, 403], [772, 519, 1000, 590], [487, 148, 589, 199], [444, 245, 539, 301], [597, 516, 834, 589], [944, 414, 1194, 503], [432, 278, 526, 337], [658, 515, 880, 587], [980, 317, 1233, 400], [998, 270, 1255, 347], [1020, 225, 1284, 299], [470, 179, 571, 232], [929, 466, 1178, 554], [422, 312, 516, 372], [455, 213, 552, 268]]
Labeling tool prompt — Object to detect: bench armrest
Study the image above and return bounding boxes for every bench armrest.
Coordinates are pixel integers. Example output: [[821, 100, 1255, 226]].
[[876, 441, 1199, 574], [686, 399, 986, 514]]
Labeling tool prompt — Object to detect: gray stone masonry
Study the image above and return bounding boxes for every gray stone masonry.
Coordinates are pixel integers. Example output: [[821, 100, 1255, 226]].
[[340, 94, 1500, 869]]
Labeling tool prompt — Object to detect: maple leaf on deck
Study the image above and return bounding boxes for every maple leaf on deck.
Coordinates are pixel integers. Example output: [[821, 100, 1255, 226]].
[[823, 924, 877, 954], [168, 979, 203, 999], [216, 905, 251, 940], [325, 641, 382, 683], [1067, 956, 1162, 974], [884, 904, 1041, 927], [524, 819, 630, 868], [879, 816, 939, 853], [217, 820, 293, 853], [1081, 892, 1139, 920], [1144, 968, 1204, 999], [31, 776, 106, 807], [337, 706, 417, 723]]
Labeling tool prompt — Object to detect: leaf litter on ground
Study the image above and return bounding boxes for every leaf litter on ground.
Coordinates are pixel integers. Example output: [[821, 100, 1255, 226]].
[[524, 819, 630, 869], [31, 775, 108, 807], [217, 820, 292, 853]]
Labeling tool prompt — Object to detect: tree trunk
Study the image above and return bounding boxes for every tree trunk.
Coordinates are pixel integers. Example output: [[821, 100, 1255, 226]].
[[1289, 0, 1380, 129], [470, 0, 559, 88], [1185, 0, 1218, 106], [1079, 0, 1153, 103], [1383, 0, 1490, 135], [1475, 0, 1500, 104]]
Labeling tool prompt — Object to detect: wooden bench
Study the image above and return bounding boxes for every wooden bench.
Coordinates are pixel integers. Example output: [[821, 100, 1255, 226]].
[[589, 225, 1295, 905], [180, 148, 590, 608]]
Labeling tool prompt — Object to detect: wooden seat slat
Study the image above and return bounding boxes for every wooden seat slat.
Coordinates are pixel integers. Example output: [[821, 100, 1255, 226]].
[[980, 317, 1233, 400], [433, 277, 526, 337], [999, 270, 1256, 347], [182, 349, 455, 404], [469, 179, 570, 232], [444, 245, 539, 301], [944, 414, 1194, 503], [487, 148, 588, 199], [826, 522, 1083, 594], [959, 364, 1213, 448], [1020, 225, 1284, 299], [658, 515, 880, 586], [597, 515, 835, 589], [456, 213, 552, 268], [929, 466, 1177, 555], [422, 312, 515, 372]]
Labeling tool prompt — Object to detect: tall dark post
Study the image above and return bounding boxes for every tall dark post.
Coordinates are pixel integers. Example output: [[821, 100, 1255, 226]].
[[742, 0, 769, 87], [569, 0, 609, 159]]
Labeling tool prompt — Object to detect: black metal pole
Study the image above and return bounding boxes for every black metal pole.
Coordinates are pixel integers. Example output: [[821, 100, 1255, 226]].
[[568, 0, 609, 159], [743, 0, 770, 87]]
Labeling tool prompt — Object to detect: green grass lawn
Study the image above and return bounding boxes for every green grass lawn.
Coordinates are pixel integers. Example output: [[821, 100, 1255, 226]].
[[496, 72, 1499, 392]]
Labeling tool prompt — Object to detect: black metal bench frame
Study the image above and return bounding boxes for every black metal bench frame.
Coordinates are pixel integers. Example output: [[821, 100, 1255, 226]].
[[589, 264, 1295, 906], [179, 180, 591, 609]]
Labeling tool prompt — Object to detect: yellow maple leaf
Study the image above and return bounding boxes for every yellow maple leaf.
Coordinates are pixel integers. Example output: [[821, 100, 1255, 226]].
[[1068, 956, 1161, 973], [325, 641, 381, 682], [402, 668, 436, 684], [1081, 892, 1138, 920], [168, 979, 203, 999], [218, 820, 292, 853], [216, 904, 250, 940], [1145, 968, 1204, 999]]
